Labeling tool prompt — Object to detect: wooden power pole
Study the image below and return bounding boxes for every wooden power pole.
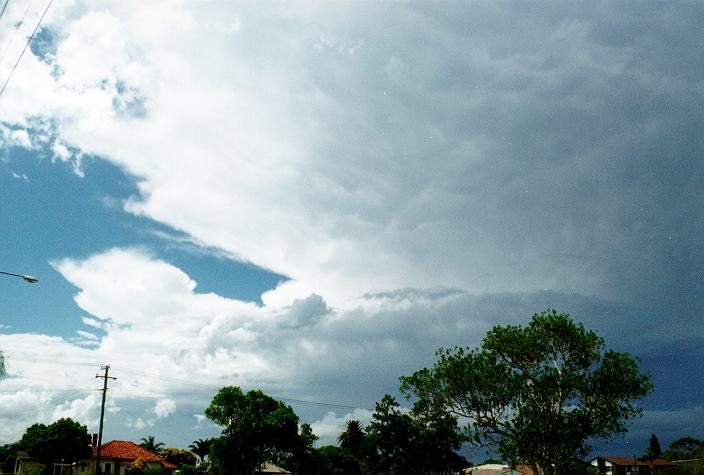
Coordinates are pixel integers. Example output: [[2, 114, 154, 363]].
[[95, 365, 116, 475]]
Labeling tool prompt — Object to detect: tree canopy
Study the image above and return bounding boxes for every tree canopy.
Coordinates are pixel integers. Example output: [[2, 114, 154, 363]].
[[338, 420, 365, 458], [161, 448, 197, 467], [18, 417, 92, 465], [364, 394, 466, 474], [401, 309, 653, 475], [188, 438, 211, 463], [643, 433, 662, 460], [205, 386, 300, 475], [139, 436, 164, 454]]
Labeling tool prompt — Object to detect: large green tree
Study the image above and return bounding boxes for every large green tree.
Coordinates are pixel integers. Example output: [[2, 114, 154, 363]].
[[18, 418, 92, 465], [401, 309, 653, 475], [205, 386, 300, 475], [364, 394, 466, 474]]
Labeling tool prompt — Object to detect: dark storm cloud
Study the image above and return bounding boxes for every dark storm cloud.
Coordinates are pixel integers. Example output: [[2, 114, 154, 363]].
[[281, 1, 703, 319]]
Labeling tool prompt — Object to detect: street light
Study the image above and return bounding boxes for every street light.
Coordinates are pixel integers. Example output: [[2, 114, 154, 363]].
[[0, 270, 38, 283]]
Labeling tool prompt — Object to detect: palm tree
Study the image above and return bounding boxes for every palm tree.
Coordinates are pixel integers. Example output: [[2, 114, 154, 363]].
[[188, 438, 211, 463], [139, 435, 165, 454], [338, 420, 365, 457]]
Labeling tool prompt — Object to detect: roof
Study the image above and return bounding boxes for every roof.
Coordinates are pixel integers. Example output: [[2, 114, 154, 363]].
[[93, 441, 178, 470], [592, 456, 675, 467]]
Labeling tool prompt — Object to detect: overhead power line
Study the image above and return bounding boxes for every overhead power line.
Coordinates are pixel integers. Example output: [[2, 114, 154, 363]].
[[0, 0, 33, 67], [111, 364, 369, 411], [0, 0, 10, 22], [0, 0, 53, 99]]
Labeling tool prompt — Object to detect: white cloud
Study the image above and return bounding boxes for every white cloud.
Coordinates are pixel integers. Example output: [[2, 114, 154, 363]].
[[52, 394, 100, 427], [154, 398, 176, 419], [129, 417, 154, 430], [310, 409, 374, 445]]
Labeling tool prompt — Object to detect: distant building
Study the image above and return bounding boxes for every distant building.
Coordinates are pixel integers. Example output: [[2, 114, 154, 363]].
[[78, 440, 178, 475], [590, 456, 676, 475], [465, 463, 529, 475]]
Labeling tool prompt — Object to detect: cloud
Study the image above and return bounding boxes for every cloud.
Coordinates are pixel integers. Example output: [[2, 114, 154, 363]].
[[3, 0, 693, 321], [310, 408, 374, 446], [0, 0, 701, 449], [128, 418, 154, 430], [154, 398, 176, 419]]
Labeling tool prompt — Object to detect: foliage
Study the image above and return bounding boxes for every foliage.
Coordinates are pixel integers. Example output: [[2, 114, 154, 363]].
[[663, 436, 704, 460], [643, 433, 663, 460], [401, 309, 653, 475], [0, 351, 5, 378], [284, 423, 321, 474], [196, 460, 212, 474], [338, 420, 365, 458], [139, 436, 164, 454], [179, 464, 198, 475], [315, 445, 361, 475], [205, 386, 300, 475], [144, 467, 165, 475], [364, 394, 466, 475], [189, 438, 211, 463], [0, 443, 19, 474], [126, 458, 149, 475], [18, 418, 92, 465], [161, 448, 197, 467]]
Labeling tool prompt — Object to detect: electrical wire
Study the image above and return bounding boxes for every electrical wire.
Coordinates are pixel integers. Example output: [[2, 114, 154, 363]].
[[0, 0, 52, 98], [0, 0, 33, 67], [0, 0, 10, 23], [111, 364, 369, 411]]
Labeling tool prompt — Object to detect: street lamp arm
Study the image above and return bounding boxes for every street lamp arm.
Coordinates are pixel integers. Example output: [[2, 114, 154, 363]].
[[0, 270, 38, 283]]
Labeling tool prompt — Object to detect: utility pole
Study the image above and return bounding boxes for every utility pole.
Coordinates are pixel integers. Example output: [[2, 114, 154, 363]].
[[95, 365, 116, 475]]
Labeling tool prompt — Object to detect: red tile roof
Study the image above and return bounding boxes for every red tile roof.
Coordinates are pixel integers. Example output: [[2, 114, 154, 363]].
[[93, 441, 178, 470]]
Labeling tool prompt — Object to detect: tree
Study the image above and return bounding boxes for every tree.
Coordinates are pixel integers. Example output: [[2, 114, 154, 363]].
[[205, 386, 300, 475], [126, 457, 149, 475], [315, 446, 361, 475], [0, 350, 5, 378], [189, 438, 211, 463], [18, 418, 92, 465], [401, 309, 653, 475], [643, 434, 662, 461], [338, 420, 365, 458], [139, 436, 164, 454], [663, 436, 704, 460], [364, 394, 466, 474], [161, 448, 197, 467], [285, 423, 320, 475]]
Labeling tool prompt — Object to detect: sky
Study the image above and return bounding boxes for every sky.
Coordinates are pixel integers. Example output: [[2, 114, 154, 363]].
[[0, 0, 702, 462]]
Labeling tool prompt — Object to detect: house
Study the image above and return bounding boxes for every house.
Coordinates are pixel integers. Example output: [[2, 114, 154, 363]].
[[465, 463, 529, 475], [72, 440, 178, 475], [13, 451, 44, 475], [590, 456, 676, 475]]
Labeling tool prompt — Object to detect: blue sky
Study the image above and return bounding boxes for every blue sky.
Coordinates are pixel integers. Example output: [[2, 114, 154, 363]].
[[0, 0, 702, 462]]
